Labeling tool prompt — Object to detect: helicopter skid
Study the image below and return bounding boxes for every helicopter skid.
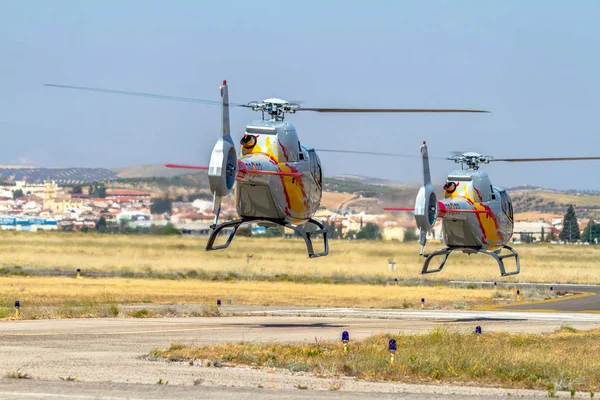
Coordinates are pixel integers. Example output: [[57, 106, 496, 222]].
[[205, 217, 329, 258], [421, 245, 520, 277]]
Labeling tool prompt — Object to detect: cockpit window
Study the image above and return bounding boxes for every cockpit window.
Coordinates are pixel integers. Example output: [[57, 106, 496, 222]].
[[500, 191, 513, 221], [307, 149, 322, 188]]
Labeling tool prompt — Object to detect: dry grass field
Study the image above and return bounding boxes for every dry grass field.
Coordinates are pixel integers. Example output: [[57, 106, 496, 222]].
[[532, 190, 600, 208], [1, 231, 599, 284], [320, 191, 356, 210], [153, 326, 600, 392], [0, 276, 515, 319]]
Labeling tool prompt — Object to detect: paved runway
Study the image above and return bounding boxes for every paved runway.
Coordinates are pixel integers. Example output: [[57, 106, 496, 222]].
[[1, 307, 599, 399], [1, 282, 599, 399], [450, 281, 600, 312]]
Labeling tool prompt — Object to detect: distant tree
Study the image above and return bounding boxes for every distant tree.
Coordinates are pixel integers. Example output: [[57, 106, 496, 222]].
[[583, 219, 600, 244], [151, 197, 172, 215], [175, 195, 184, 202], [322, 221, 342, 240], [355, 222, 382, 240], [559, 205, 581, 242], [91, 183, 107, 198], [403, 228, 419, 242], [72, 185, 83, 195], [264, 226, 284, 237], [160, 224, 181, 235], [336, 223, 344, 239], [540, 226, 545, 242], [344, 229, 358, 240], [12, 189, 23, 200], [95, 217, 107, 232], [236, 226, 252, 237]]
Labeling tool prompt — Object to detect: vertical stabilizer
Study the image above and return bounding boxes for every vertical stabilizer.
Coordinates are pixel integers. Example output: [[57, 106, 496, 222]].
[[208, 80, 237, 221], [221, 80, 231, 138], [421, 141, 431, 185], [413, 141, 438, 255]]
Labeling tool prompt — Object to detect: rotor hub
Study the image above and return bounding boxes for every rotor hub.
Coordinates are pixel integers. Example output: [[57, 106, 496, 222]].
[[450, 153, 493, 170], [247, 100, 300, 121]]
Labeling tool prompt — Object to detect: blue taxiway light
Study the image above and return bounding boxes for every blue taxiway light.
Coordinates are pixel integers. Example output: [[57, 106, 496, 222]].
[[342, 331, 349, 342], [389, 339, 397, 352]]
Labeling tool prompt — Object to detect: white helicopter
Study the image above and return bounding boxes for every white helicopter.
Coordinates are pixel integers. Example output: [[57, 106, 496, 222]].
[[45, 81, 486, 257], [383, 142, 600, 276]]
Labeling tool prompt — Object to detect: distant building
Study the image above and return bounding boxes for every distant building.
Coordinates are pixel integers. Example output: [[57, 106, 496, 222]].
[[106, 189, 151, 204], [513, 221, 554, 241]]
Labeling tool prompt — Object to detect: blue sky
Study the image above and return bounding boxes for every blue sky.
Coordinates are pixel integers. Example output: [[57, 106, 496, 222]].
[[1, 1, 599, 189]]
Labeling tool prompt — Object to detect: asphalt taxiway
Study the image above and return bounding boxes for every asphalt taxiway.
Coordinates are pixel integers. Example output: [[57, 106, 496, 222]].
[[451, 282, 600, 312], [1, 283, 599, 398], [1, 308, 600, 399]]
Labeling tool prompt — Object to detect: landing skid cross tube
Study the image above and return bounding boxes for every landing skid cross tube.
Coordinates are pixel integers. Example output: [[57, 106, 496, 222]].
[[205, 217, 329, 258], [421, 245, 520, 277]]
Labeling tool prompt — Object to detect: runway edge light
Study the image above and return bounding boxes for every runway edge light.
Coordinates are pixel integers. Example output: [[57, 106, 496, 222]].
[[388, 339, 397, 366], [14, 300, 20, 319], [475, 326, 482, 334], [217, 299, 222, 307], [342, 331, 349, 353]]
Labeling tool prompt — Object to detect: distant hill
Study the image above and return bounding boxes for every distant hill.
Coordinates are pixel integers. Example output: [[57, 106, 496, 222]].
[[0, 167, 117, 183], [330, 174, 391, 184], [509, 188, 600, 219], [111, 164, 199, 178]]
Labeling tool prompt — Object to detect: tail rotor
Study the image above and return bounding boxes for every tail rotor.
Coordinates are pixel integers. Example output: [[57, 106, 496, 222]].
[[413, 142, 438, 254], [207, 81, 237, 223]]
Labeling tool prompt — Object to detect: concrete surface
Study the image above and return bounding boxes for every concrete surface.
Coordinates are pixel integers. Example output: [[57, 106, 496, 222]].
[[0, 309, 599, 399], [1, 280, 599, 399]]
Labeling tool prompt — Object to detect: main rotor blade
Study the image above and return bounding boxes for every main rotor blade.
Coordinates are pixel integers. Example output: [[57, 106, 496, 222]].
[[316, 149, 446, 160], [300, 107, 489, 113], [491, 157, 600, 162], [44, 84, 248, 107]]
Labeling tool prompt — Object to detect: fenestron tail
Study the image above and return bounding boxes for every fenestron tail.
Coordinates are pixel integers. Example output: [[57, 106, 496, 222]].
[[383, 142, 438, 255], [208, 80, 237, 219]]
